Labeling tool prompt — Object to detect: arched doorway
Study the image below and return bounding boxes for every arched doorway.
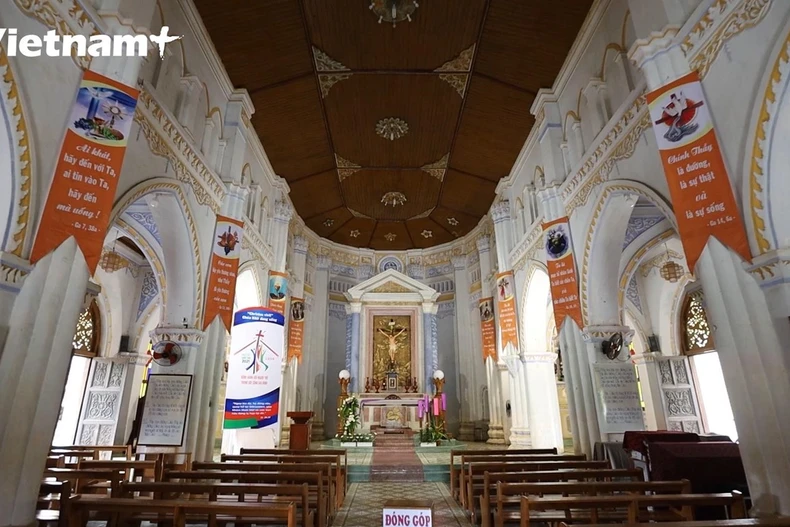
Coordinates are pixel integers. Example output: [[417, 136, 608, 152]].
[[680, 289, 737, 440]]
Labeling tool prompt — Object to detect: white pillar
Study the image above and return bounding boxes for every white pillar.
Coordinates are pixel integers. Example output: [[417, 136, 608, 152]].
[[452, 256, 476, 441], [308, 255, 330, 439], [524, 351, 565, 451], [0, 240, 90, 526], [631, 352, 668, 430]]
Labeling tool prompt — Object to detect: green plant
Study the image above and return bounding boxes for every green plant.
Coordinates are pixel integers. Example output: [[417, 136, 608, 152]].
[[420, 417, 448, 443], [336, 395, 361, 437]]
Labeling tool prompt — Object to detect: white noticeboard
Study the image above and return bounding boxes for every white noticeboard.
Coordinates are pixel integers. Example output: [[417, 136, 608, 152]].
[[593, 362, 645, 433], [137, 374, 193, 446], [383, 502, 433, 527]]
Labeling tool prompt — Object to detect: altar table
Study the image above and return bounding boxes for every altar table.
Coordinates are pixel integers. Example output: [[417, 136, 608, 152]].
[[357, 393, 427, 433]]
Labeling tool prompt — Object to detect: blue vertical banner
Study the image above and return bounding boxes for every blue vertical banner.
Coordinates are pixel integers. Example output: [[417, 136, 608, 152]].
[[224, 308, 285, 436]]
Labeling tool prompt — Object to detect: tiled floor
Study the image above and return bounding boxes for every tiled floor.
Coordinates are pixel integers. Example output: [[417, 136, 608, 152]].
[[315, 440, 504, 466], [332, 482, 472, 527]]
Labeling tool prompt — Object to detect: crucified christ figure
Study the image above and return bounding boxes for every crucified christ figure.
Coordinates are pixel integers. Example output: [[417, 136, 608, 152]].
[[378, 326, 406, 364]]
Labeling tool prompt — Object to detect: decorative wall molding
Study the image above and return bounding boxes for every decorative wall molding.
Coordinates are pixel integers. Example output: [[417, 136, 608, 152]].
[[0, 252, 31, 293]]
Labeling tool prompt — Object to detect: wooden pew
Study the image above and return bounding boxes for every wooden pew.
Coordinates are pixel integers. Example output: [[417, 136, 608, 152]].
[[518, 492, 746, 527], [78, 458, 162, 484], [51, 445, 132, 460], [192, 461, 336, 516], [165, 470, 328, 527], [42, 468, 124, 497], [220, 453, 346, 507], [120, 481, 313, 527], [487, 480, 691, 527], [465, 460, 609, 514], [578, 520, 790, 527], [36, 480, 71, 527], [449, 448, 558, 500], [65, 495, 296, 527]]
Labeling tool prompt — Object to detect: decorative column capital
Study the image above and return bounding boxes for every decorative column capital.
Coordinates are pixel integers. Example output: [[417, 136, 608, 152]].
[[315, 254, 331, 271], [273, 200, 293, 223], [150, 326, 205, 348], [628, 26, 681, 70], [293, 235, 309, 255], [119, 352, 150, 366], [582, 325, 634, 345], [476, 235, 490, 253], [747, 248, 790, 317], [491, 200, 511, 224], [451, 255, 466, 271], [631, 351, 662, 365], [84, 280, 102, 309], [346, 302, 362, 314], [422, 302, 439, 315]]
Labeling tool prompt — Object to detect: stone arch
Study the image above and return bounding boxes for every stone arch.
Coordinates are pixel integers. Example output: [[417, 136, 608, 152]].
[[110, 178, 204, 326], [743, 24, 790, 255], [235, 264, 263, 311], [0, 46, 34, 258], [521, 263, 553, 354], [580, 179, 676, 326]]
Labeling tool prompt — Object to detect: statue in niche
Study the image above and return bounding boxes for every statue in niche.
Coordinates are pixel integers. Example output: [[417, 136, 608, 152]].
[[372, 315, 411, 386]]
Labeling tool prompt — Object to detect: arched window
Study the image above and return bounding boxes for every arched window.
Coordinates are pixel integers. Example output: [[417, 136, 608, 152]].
[[72, 299, 101, 357], [681, 290, 714, 355]]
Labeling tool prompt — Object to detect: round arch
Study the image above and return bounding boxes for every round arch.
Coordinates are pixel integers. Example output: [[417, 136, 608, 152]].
[[521, 264, 553, 354]]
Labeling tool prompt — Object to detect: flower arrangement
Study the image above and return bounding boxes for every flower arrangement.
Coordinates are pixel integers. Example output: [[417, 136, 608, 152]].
[[336, 395, 361, 437], [337, 432, 376, 443]]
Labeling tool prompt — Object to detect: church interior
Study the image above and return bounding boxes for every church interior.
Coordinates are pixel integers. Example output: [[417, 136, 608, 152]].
[[2, 0, 790, 525]]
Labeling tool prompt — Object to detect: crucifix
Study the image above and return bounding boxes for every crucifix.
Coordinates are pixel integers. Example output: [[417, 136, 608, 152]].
[[377, 318, 406, 370]]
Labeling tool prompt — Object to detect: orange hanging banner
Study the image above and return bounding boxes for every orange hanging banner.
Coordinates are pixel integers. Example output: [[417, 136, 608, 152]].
[[646, 70, 751, 270], [495, 271, 519, 352], [267, 271, 288, 316], [203, 216, 244, 330], [287, 298, 305, 363], [31, 70, 140, 273], [544, 217, 584, 330], [478, 297, 496, 362]]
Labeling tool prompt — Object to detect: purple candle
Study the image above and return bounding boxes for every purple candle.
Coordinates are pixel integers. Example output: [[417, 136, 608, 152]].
[[441, 392, 447, 411]]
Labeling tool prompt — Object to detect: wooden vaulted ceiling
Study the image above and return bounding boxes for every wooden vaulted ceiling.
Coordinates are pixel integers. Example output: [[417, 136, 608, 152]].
[[194, 0, 593, 250]]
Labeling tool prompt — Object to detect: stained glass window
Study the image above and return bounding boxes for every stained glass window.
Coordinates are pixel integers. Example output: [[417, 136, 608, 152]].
[[682, 290, 714, 354], [72, 300, 100, 357]]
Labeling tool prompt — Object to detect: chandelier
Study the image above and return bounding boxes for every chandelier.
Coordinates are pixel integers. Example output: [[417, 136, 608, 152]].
[[660, 260, 683, 283], [376, 117, 409, 140], [381, 191, 407, 207], [369, 0, 419, 27]]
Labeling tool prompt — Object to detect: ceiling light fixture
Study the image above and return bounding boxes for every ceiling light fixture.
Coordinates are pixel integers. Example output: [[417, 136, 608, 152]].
[[384, 232, 397, 242], [381, 191, 407, 207], [369, 0, 419, 27], [376, 117, 409, 141]]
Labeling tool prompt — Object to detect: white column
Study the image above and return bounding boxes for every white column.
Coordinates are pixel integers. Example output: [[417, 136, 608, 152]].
[[452, 256, 476, 441], [269, 201, 292, 273], [0, 240, 90, 526], [308, 255, 330, 439], [524, 351, 565, 451], [631, 352, 668, 430]]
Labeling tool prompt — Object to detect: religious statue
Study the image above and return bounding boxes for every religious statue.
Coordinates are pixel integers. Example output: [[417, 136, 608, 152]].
[[372, 315, 412, 389], [377, 320, 407, 370]]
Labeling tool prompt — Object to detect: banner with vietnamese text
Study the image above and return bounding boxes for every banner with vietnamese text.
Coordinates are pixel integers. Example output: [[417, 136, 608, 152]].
[[544, 217, 584, 330], [495, 271, 519, 352], [224, 308, 284, 434], [31, 70, 140, 273], [646, 70, 751, 270], [267, 271, 288, 316], [287, 297, 305, 363], [203, 216, 244, 330], [478, 297, 496, 362]]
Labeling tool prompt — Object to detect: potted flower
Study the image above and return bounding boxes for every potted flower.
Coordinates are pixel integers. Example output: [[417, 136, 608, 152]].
[[335, 396, 367, 446]]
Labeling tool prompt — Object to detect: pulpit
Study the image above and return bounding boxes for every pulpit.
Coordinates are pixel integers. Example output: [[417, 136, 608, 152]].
[[287, 411, 314, 450]]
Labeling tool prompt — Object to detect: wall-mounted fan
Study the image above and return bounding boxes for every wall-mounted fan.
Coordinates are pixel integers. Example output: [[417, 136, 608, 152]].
[[152, 341, 182, 366], [601, 333, 623, 360]]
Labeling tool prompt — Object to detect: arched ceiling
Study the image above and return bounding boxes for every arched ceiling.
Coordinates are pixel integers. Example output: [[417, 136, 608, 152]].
[[194, 0, 593, 250]]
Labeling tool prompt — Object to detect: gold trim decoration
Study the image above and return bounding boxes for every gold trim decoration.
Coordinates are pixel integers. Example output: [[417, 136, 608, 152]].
[[639, 248, 685, 277], [336, 154, 362, 181], [313, 46, 350, 72], [384, 232, 397, 242], [421, 153, 449, 181], [318, 73, 352, 99], [439, 73, 469, 97], [116, 218, 168, 308], [748, 30, 790, 254], [371, 282, 412, 293], [435, 44, 475, 72], [0, 46, 32, 257]]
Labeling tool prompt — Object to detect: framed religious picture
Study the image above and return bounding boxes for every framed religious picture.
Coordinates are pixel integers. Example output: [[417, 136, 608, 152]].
[[387, 372, 398, 391]]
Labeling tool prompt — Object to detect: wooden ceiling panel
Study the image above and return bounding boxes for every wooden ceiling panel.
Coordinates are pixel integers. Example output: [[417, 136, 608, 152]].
[[324, 75, 461, 167], [193, 0, 313, 91], [303, 0, 486, 71], [288, 170, 344, 218], [330, 217, 376, 247], [406, 218, 455, 249], [341, 170, 441, 221], [430, 206, 480, 238], [440, 170, 497, 217], [370, 222, 413, 251], [250, 77, 335, 180], [450, 75, 535, 180], [475, 0, 593, 93], [304, 207, 353, 238]]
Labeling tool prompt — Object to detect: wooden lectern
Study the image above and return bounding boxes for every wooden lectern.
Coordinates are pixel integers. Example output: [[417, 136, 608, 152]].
[[287, 411, 314, 450]]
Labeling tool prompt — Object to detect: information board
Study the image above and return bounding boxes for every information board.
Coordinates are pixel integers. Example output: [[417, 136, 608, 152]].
[[138, 374, 193, 446], [593, 362, 644, 433]]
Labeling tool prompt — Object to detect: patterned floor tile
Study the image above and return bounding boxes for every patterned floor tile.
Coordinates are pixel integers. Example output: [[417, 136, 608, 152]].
[[333, 483, 471, 527]]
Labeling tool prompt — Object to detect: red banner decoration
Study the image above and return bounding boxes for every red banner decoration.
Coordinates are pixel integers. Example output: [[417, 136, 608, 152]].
[[544, 217, 584, 330], [478, 297, 496, 362], [31, 70, 140, 273], [267, 271, 288, 316], [287, 297, 305, 363], [203, 215, 244, 330], [646, 71, 751, 270], [495, 271, 520, 352]]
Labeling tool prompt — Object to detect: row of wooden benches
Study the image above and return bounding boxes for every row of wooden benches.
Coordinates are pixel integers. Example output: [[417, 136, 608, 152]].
[[39, 446, 349, 527], [447, 448, 781, 527]]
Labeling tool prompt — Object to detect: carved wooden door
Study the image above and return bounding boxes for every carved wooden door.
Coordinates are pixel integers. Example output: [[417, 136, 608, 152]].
[[656, 357, 703, 433], [75, 358, 127, 446]]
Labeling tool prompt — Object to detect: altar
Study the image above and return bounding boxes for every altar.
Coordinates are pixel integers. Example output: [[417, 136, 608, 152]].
[[358, 393, 426, 433]]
